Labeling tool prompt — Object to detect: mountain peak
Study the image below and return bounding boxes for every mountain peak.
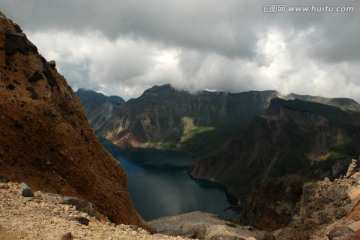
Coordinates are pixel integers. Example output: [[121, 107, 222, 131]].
[[144, 84, 175, 93]]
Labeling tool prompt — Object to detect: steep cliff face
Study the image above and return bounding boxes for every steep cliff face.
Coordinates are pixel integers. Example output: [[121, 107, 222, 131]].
[[78, 85, 279, 153], [75, 89, 124, 134], [190, 98, 360, 197], [0, 12, 153, 232]]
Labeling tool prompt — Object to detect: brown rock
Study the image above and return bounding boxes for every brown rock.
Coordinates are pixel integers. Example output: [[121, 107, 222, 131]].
[[60, 232, 74, 240], [70, 217, 90, 226], [61, 197, 97, 216], [0, 183, 9, 189], [0, 12, 153, 232], [355, 229, 360, 240], [328, 226, 355, 240], [0, 176, 9, 182]]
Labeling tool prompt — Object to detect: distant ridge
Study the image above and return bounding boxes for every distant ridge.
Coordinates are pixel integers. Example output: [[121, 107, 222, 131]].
[[77, 86, 280, 155], [284, 93, 360, 112]]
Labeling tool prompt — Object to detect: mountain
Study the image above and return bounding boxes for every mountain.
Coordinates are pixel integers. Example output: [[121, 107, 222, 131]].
[[0, 12, 153, 232], [78, 86, 360, 163], [75, 88, 125, 131], [78, 84, 279, 156], [190, 98, 360, 198], [77, 85, 360, 198]]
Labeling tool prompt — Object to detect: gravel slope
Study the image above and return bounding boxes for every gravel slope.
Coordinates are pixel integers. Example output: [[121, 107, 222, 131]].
[[0, 181, 188, 240]]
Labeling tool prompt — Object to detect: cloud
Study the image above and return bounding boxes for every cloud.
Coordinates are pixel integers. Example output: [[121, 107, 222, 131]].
[[1, 0, 360, 101], [1, 0, 258, 58]]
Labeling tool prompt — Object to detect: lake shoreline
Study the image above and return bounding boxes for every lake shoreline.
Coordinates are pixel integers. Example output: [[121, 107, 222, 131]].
[[101, 141, 240, 221]]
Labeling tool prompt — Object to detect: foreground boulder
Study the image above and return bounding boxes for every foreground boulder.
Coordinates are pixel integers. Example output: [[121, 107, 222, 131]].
[[0, 12, 153, 232], [328, 227, 356, 240], [19, 182, 34, 197]]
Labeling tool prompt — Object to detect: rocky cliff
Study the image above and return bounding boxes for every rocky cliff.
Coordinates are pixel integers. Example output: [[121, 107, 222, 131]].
[[78, 85, 279, 156], [249, 160, 360, 239], [77, 87, 360, 159], [76, 88, 125, 133], [0, 12, 153, 232], [190, 98, 360, 198]]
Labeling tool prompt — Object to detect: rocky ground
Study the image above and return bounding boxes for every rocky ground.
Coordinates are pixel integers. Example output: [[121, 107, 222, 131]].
[[150, 211, 275, 240], [0, 181, 187, 240], [0, 179, 269, 240]]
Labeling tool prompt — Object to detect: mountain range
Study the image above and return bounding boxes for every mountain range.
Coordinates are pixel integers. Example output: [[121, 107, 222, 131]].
[[77, 85, 279, 155], [77, 86, 360, 198]]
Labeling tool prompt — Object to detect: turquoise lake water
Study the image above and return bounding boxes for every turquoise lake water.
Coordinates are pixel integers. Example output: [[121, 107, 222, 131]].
[[102, 142, 238, 221]]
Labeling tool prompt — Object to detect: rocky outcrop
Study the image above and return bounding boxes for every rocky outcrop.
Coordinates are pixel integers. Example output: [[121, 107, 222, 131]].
[[234, 175, 305, 231], [273, 163, 360, 240], [149, 211, 274, 240], [0, 12, 153, 232], [190, 98, 360, 198], [222, 159, 360, 239]]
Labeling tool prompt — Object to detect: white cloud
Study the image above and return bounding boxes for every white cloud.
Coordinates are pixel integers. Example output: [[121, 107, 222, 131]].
[[3, 0, 359, 101]]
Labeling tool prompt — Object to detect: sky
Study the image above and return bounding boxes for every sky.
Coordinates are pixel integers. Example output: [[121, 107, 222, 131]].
[[1, 0, 360, 101]]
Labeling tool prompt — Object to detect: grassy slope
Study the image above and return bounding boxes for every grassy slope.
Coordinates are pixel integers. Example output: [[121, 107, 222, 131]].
[[178, 119, 250, 158]]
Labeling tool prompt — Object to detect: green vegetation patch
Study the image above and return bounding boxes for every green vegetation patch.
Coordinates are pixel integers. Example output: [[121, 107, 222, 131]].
[[179, 117, 250, 158], [326, 138, 353, 161]]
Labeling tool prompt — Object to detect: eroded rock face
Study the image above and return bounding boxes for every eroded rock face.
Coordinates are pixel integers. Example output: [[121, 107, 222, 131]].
[[273, 171, 360, 240], [237, 175, 305, 231], [190, 98, 360, 198], [0, 12, 153, 232], [78, 85, 279, 149]]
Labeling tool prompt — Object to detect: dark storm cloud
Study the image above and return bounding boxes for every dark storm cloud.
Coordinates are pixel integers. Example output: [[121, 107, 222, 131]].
[[1, 0, 258, 58], [1, 0, 360, 101], [2, 0, 359, 62]]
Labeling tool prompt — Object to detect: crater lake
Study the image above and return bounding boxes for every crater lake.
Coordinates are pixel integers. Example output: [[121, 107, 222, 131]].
[[102, 141, 238, 221]]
